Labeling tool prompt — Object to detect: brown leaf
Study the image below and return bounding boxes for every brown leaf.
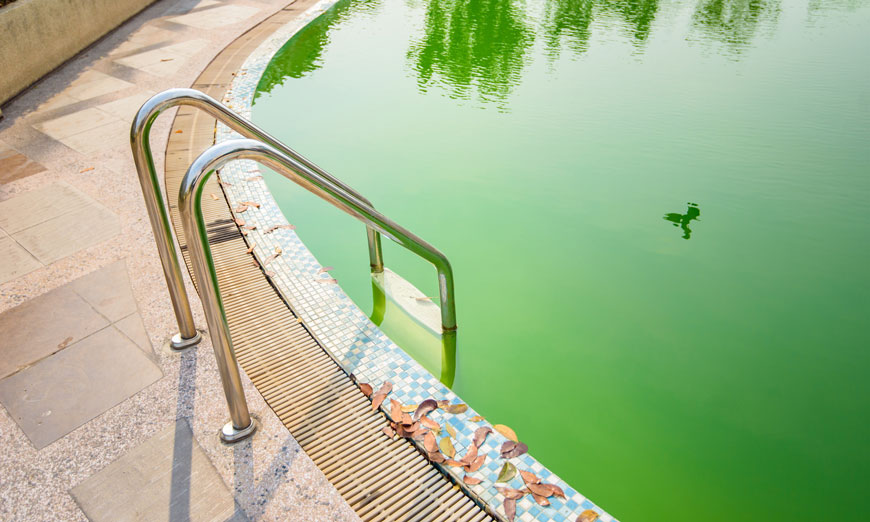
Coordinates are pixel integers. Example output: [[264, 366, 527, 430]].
[[424, 431, 438, 453], [420, 417, 440, 431], [470, 415, 485, 422], [244, 224, 256, 230], [219, 181, 233, 187], [210, 193, 219, 200], [437, 400, 450, 409], [459, 444, 478, 465], [57, 336, 73, 349], [414, 399, 438, 420], [538, 483, 566, 499], [318, 266, 335, 273], [79, 166, 94, 173], [496, 487, 526, 500], [375, 382, 393, 396], [520, 470, 541, 485], [444, 403, 468, 414], [234, 218, 245, 227], [315, 278, 338, 284], [382, 426, 395, 439], [493, 424, 518, 442], [401, 404, 417, 413], [463, 475, 482, 485], [464, 454, 485, 473], [577, 510, 600, 522], [532, 493, 550, 506], [401, 413, 414, 426], [371, 393, 387, 411], [527, 483, 555, 497], [390, 399, 403, 421], [264, 270, 275, 277], [402, 422, 421, 435], [245, 245, 255, 254], [439, 437, 455, 458], [411, 430, 428, 441], [473, 426, 492, 448], [504, 498, 516, 522], [235, 204, 248, 213], [246, 175, 263, 182], [242, 201, 261, 208], [496, 462, 517, 483], [265, 224, 296, 234], [358, 383, 373, 397], [445, 423, 457, 439], [445, 459, 464, 467], [427, 451, 446, 463], [501, 441, 528, 459]]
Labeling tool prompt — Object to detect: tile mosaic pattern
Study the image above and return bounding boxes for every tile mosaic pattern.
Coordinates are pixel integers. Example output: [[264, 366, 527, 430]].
[[212, 2, 618, 520]]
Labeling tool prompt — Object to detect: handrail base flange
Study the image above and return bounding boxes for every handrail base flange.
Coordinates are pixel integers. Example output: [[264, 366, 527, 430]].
[[170, 331, 203, 350], [220, 419, 257, 443]]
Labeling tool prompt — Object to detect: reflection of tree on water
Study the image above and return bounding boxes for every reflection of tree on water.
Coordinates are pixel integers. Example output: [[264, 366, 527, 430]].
[[664, 202, 701, 239], [406, 0, 534, 105], [600, 0, 660, 42], [692, 0, 780, 52], [255, 0, 380, 97], [542, 0, 594, 58]]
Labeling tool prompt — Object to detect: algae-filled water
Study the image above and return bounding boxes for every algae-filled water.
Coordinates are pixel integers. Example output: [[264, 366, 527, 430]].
[[251, 1, 870, 520]]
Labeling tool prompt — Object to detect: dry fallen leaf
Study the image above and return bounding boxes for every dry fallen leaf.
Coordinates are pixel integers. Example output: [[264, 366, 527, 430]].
[[318, 266, 335, 273], [264, 270, 275, 277], [420, 417, 440, 432], [424, 431, 438, 453], [245, 245, 255, 254], [372, 394, 387, 411], [527, 483, 555, 498], [520, 470, 541, 485], [445, 423, 457, 439], [242, 201, 261, 208], [463, 475, 482, 485], [414, 399, 438, 420], [496, 487, 526, 500], [437, 400, 450, 409], [459, 444, 478, 465], [57, 336, 73, 349], [265, 224, 295, 233], [504, 498, 516, 522], [382, 425, 395, 439], [445, 459, 464, 467], [390, 399, 403, 421], [375, 382, 393, 396], [439, 437, 455, 458], [244, 224, 256, 230], [494, 424, 518, 442], [501, 441, 528, 459], [79, 166, 94, 173], [470, 415, 485, 422], [473, 426, 492, 448], [577, 510, 600, 522], [538, 483, 566, 499], [428, 451, 446, 463], [401, 404, 417, 413], [464, 454, 485, 473], [532, 493, 550, 506], [246, 175, 263, 182], [496, 462, 517, 483], [401, 413, 413, 426], [163, 59, 175, 63], [359, 383, 373, 397], [235, 204, 248, 213], [444, 403, 468, 414]]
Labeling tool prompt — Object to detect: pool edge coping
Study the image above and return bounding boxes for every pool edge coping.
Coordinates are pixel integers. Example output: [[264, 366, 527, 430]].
[[212, 2, 619, 521]]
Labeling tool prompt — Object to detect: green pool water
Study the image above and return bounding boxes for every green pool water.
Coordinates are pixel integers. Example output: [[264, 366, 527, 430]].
[[251, 1, 870, 520]]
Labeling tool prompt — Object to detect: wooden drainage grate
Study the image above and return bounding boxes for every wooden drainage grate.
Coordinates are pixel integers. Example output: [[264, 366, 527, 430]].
[[161, 3, 493, 520]]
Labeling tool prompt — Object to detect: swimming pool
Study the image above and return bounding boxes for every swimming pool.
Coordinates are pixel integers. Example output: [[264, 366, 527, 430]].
[[250, 1, 870, 520]]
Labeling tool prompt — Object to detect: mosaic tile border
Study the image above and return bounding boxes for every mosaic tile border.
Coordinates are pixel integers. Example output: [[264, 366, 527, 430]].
[[213, 2, 618, 521]]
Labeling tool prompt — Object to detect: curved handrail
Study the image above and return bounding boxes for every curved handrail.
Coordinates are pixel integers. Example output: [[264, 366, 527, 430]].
[[130, 88, 385, 348], [179, 138, 457, 438]]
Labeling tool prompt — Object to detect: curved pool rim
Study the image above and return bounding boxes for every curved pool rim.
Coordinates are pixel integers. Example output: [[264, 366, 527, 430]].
[[212, 1, 618, 520]]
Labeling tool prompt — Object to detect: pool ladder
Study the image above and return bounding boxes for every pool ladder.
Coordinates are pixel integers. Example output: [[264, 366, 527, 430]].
[[132, 88, 456, 442]]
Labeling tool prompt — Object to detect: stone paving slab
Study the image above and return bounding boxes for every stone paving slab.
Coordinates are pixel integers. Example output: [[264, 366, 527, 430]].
[[0, 325, 163, 449], [0, 236, 42, 285], [71, 420, 244, 522], [0, 141, 47, 184], [0, 285, 109, 379], [0, 182, 94, 234], [13, 203, 120, 264]]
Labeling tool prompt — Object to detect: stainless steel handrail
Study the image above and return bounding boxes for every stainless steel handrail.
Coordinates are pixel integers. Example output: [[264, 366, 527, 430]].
[[180, 138, 458, 440], [131, 88, 385, 349]]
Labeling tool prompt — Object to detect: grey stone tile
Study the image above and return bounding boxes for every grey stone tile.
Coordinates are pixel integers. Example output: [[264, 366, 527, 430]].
[[0, 182, 93, 234], [0, 236, 42, 284], [0, 326, 163, 449], [0, 286, 108, 380], [0, 142, 47, 184], [71, 420, 245, 522], [115, 313, 155, 358], [69, 260, 137, 322], [12, 203, 120, 264]]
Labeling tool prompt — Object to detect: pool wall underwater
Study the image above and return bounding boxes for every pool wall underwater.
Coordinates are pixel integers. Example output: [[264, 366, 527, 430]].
[[215, 1, 616, 520]]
